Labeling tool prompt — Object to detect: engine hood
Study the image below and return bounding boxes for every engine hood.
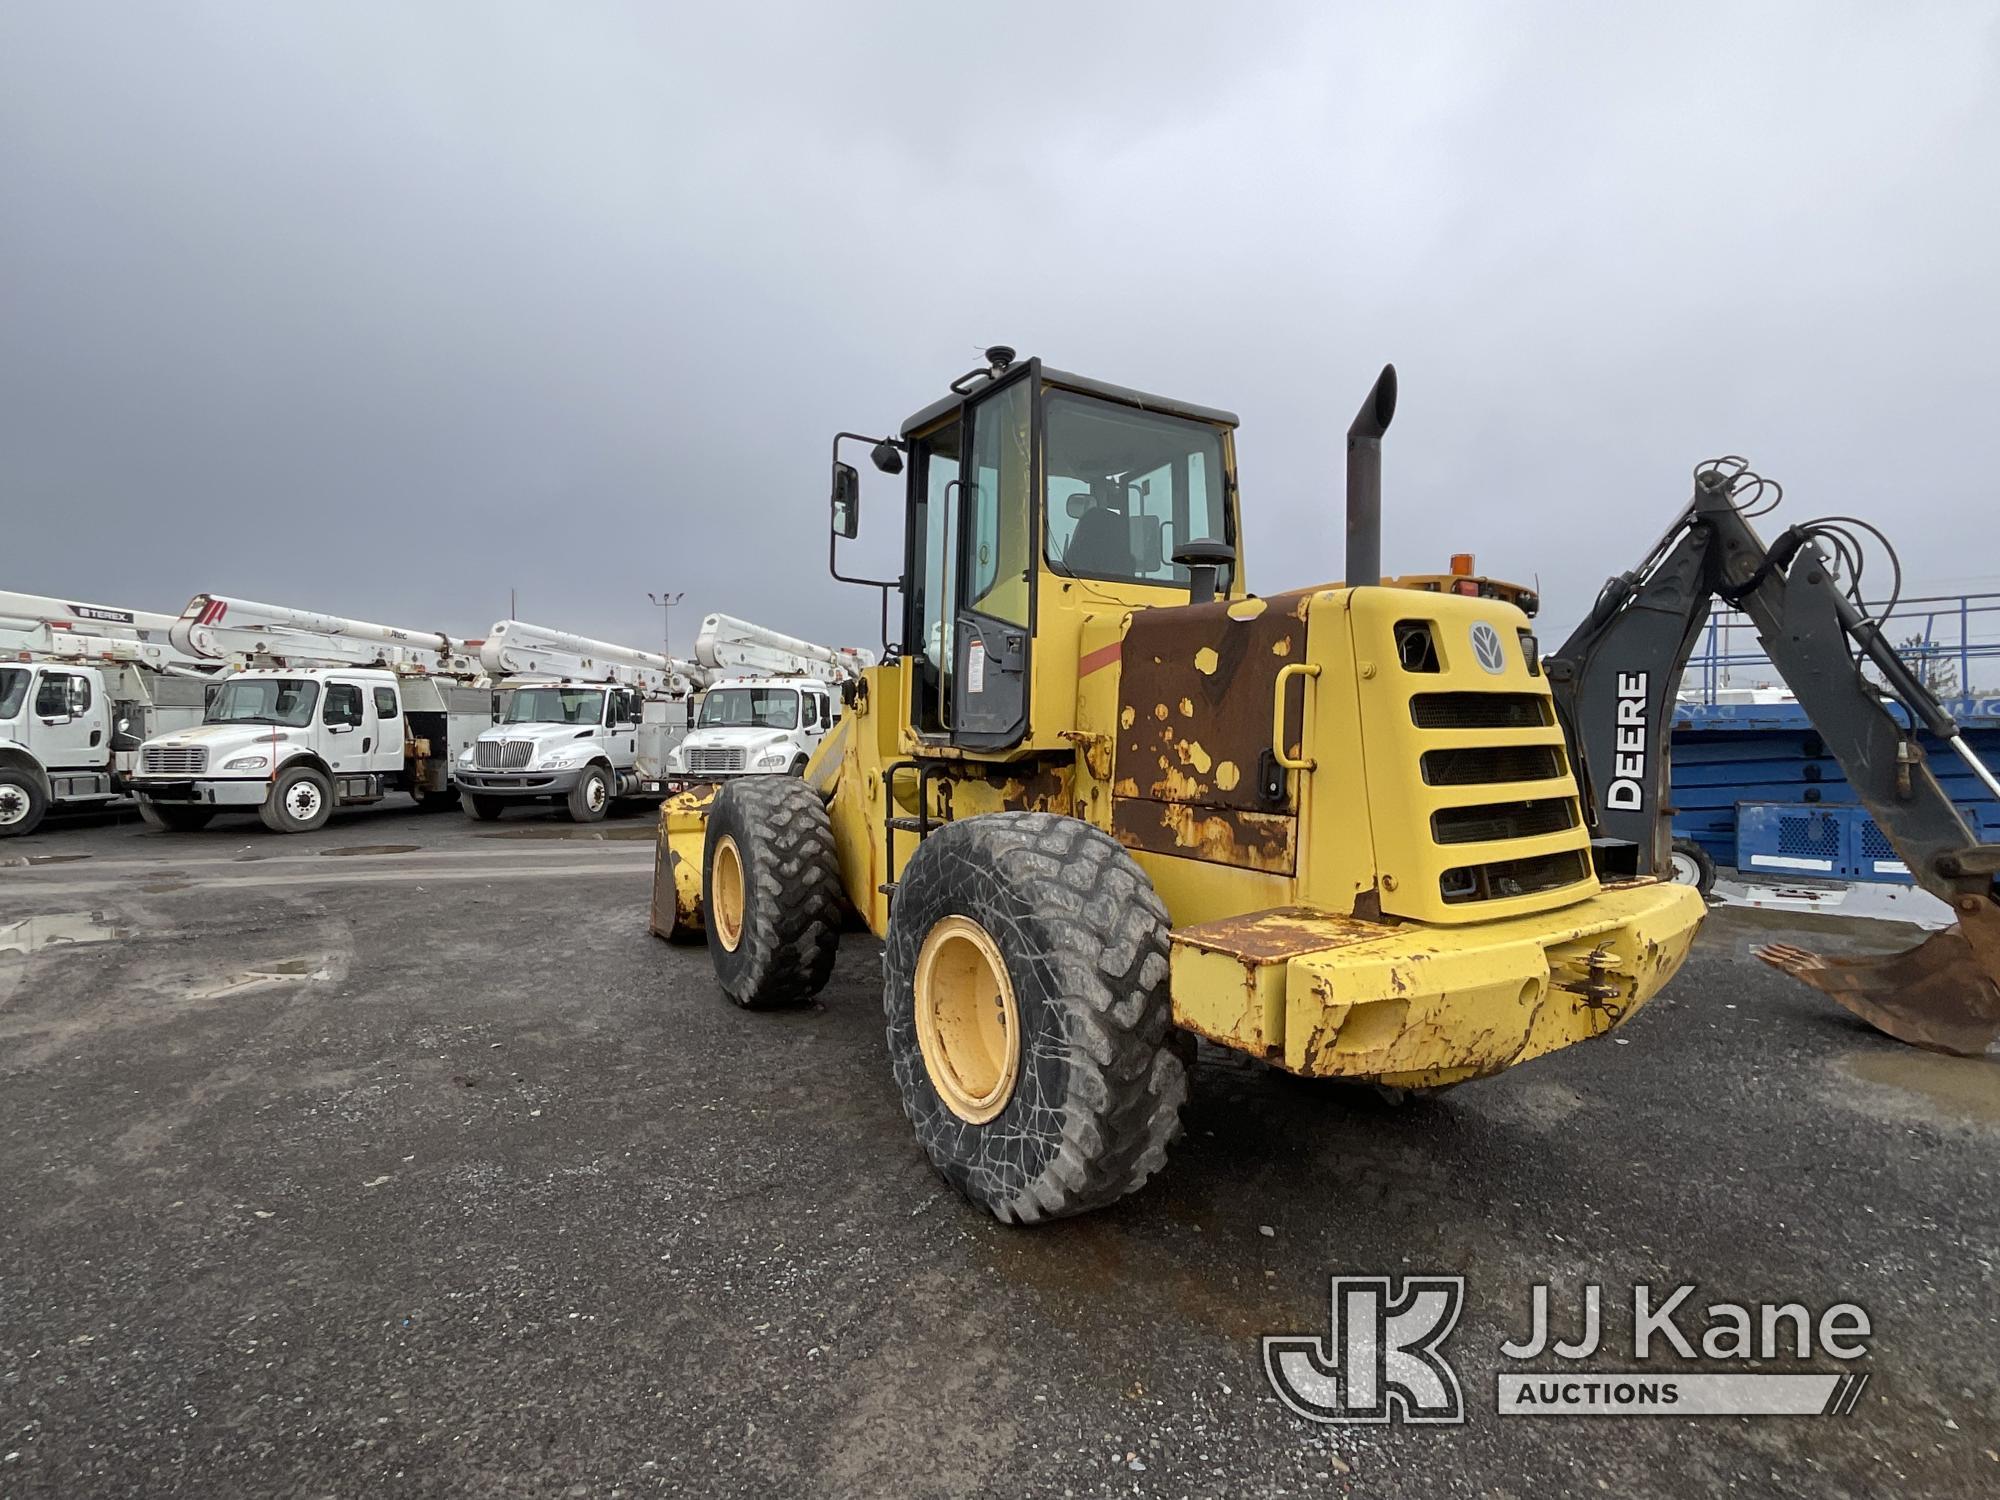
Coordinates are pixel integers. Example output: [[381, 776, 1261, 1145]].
[[144, 723, 299, 755], [480, 723, 599, 746], [679, 727, 792, 752]]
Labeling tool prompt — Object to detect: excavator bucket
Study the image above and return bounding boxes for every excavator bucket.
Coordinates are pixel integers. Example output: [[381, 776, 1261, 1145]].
[[1754, 896, 2000, 1056]]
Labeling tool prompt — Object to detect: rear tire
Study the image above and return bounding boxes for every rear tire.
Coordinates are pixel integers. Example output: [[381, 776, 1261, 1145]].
[[260, 766, 334, 833], [566, 764, 611, 823], [1669, 837, 1717, 897], [138, 800, 215, 832], [460, 792, 506, 821], [703, 776, 841, 1008], [0, 769, 48, 838], [883, 811, 1186, 1224]]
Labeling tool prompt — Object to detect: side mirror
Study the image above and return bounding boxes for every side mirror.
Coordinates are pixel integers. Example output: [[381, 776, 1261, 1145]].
[[831, 461, 861, 540]]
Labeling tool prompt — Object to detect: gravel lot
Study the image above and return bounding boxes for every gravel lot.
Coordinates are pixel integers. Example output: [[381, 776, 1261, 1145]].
[[3, 803, 1996, 1498]]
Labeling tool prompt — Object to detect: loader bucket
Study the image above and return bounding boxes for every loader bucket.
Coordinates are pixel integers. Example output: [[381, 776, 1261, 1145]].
[[1754, 895, 2000, 1057]]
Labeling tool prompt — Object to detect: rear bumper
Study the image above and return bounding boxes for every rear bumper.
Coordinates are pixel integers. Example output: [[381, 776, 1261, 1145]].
[[1168, 880, 1706, 1086]]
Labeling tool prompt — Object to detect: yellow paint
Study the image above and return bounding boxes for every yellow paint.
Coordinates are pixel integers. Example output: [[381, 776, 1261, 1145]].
[[1194, 647, 1219, 674], [710, 834, 745, 952], [1271, 637, 1293, 657], [1119, 705, 1136, 729], [1177, 740, 1213, 774], [1169, 882, 1703, 1082], [914, 914, 1021, 1124], [1214, 760, 1240, 791], [1153, 702, 1170, 721], [1226, 597, 1268, 621], [1177, 696, 1194, 717]]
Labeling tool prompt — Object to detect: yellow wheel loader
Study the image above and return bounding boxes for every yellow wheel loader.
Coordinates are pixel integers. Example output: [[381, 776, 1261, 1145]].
[[651, 348, 2000, 1223]]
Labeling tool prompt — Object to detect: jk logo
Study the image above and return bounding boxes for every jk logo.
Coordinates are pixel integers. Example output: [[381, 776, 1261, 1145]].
[[1263, 1276, 1466, 1425]]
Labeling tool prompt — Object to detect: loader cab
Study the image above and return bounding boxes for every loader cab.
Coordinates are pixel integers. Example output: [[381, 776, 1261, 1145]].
[[837, 350, 1241, 752]]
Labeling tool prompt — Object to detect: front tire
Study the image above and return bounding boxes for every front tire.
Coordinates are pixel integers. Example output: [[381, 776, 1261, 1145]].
[[0, 769, 48, 838], [460, 792, 506, 821], [1669, 837, 1717, 897], [703, 776, 841, 1008], [260, 766, 334, 833], [565, 764, 611, 823], [138, 801, 216, 832], [883, 812, 1186, 1225]]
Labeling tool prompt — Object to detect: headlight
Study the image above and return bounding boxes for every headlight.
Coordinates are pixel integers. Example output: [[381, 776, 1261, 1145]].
[[540, 752, 578, 769], [458, 747, 475, 764], [756, 750, 790, 768], [223, 754, 270, 771]]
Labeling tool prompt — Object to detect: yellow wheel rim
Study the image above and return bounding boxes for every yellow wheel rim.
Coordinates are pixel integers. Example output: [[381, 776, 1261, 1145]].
[[914, 915, 1021, 1125], [711, 834, 746, 953]]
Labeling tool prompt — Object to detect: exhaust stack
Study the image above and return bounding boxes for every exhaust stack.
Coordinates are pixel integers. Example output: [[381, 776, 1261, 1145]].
[[1345, 363, 1398, 588]]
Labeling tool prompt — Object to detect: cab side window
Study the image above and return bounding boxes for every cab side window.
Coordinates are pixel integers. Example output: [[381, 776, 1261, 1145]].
[[34, 672, 87, 717], [802, 693, 820, 730], [372, 687, 400, 721], [323, 683, 364, 727]]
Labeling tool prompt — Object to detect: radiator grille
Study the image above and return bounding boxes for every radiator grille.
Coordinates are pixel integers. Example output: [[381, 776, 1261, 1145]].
[[1410, 692, 1550, 730], [686, 746, 747, 775], [475, 739, 535, 770], [1440, 849, 1591, 905], [1420, 745, 1563, 786], [141, 746, 207, 775], [1431, 798, 1577, 845]]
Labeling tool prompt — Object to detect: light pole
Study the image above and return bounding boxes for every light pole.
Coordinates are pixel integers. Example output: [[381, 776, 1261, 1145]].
[[648, 590, 684, 659]]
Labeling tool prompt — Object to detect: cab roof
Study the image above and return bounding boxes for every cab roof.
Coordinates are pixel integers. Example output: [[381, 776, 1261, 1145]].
[[900, 363, 1240, 438]]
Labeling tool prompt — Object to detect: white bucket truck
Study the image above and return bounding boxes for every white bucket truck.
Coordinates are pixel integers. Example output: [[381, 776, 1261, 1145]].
[[664, 614, 874, 781], [0, 592, 216, 837], [453, 620, 705, 823], [127, 594, 490, 833]]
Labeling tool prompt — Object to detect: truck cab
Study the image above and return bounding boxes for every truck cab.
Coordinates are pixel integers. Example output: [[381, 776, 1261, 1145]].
[[454, 679, 688, 822], [0, 662, 111, 832], [665, 676, 839, 781], [129, 665, 485, 832]]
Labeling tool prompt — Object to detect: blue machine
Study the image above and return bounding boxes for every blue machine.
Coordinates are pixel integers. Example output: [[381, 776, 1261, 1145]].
[[1670, 593, 2000, 883]]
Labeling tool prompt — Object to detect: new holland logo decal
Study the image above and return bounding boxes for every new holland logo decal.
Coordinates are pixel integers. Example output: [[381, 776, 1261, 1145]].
[[1469, 622, 1506, 675]]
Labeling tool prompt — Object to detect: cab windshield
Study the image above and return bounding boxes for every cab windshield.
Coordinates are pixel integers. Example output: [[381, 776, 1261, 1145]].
[[206, 678, 319, 727], [698, 687, 798, 731], [0, 668, 26, 720], [1044, 390, 1232, 591], [503, 687, 605, 725]]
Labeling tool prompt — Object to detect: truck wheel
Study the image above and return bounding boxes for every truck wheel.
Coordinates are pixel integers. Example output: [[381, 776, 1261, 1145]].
[[1669, 838, 1717, 897], [0, 769, 47, 838], [460, 792, 506, 822], [260, 766, 334, 833], [565, 764, 611, 823], [138, 801, 215, 832], [411, 785, 458, 814], [883, 812, 1186, 1224], [789, 754, 810, 775], [704, 776, 841, 1008]]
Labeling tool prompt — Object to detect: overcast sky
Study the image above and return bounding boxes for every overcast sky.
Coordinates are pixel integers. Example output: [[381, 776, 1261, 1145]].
[[3, 2, 1995, 661]]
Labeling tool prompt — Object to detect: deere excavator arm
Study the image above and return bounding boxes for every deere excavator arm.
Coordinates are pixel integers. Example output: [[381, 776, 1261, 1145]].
[[1545, 459, 2000, 1054]]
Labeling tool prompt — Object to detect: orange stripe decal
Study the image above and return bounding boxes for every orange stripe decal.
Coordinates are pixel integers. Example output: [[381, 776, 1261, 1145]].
[[1078, 642, 1122, 679]]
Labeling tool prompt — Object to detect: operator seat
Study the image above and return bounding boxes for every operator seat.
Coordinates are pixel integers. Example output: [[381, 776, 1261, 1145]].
[[1065, 504, 1133, 578]]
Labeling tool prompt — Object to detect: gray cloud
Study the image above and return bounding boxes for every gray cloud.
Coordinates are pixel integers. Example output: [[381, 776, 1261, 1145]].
[[4, 1, 1995, 659]]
